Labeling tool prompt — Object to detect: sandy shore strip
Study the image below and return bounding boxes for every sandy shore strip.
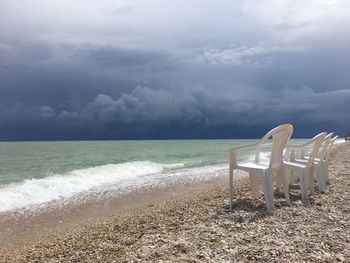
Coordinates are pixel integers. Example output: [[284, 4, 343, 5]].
[[1, 143, 350, 262], [0, 176, 229, 249]]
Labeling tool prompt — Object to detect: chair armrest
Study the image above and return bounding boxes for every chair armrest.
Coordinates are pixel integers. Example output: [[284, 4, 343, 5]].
[[230, 142, 261, 151], [230, 141, 260, 169], [229, 141, 273, 168], [286, 132, 327, 150], [286, 132, 327, 160], [286, 143, 311, 149], [230, 141, 273, 151]]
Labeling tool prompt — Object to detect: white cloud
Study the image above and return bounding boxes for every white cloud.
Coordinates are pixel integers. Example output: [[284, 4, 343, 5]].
[[2, 0, 349, 51], [198, 45, 307, 67]]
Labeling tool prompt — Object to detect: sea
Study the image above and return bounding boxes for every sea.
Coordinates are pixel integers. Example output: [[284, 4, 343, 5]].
[[0, 139, 310, 213]]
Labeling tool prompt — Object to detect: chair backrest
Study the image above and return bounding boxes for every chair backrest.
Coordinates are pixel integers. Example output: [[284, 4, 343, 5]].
[[326, 135, 338, 160], [259, 124, 293, 171], [305, 132, 327, 165], [319, 133, 334, 160], [329, 136, 338, 148]]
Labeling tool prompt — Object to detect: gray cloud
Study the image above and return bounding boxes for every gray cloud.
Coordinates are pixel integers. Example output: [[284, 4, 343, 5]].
[[1, 85, 349, 140], [76, 46, 171, 68], [56, 86, 350, 128], [0, 1, 350, 139], [57, 86, 201, 126]]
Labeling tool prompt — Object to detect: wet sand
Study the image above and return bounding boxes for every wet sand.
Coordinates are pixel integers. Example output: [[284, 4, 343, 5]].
[[0, 175, 229, 248], [1, 143, 349, 262]]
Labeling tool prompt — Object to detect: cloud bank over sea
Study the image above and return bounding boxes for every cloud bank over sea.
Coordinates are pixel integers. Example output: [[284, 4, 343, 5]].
[[1, 0, 350, 139]]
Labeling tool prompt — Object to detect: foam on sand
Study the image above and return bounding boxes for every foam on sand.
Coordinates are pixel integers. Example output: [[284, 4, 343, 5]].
[[0, 150, 267, 213], [0, 161, 185, 213]]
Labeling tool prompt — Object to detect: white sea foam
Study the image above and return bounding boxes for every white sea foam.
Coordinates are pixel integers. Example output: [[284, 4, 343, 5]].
[[0, 153, 267, 213], [0, 161, 185, 213]]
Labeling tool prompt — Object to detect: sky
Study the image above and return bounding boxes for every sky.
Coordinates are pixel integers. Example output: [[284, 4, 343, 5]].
[[0, 0, 350, 140]]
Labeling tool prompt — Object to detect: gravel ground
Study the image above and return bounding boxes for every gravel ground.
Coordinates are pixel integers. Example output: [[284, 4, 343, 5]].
[[1, 143, 349, 262]]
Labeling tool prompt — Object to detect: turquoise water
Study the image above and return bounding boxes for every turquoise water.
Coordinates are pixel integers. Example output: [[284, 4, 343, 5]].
[[0, 140, 256, 185], [0, 139, 306, 212]]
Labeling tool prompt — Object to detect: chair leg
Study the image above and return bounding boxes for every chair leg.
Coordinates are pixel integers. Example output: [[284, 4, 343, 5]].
[[315, 163, 326, 192], [229, 168, 234, 210], [325, 161, 330, 184], [286, 168, 298, 184], [267, 171, 275, 211], [276, 170, 283, 191], [300, 169, 309, 206], [262, 171, 275, 212], [308, 166, 315, 195], [290, 170, 298, 184], [249, 172, 259, 198], [280, 168, 291, 205]]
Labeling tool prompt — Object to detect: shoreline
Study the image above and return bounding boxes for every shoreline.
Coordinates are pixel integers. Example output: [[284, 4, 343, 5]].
[[0, 174, 232, 249], [1, 143, 349, 262]]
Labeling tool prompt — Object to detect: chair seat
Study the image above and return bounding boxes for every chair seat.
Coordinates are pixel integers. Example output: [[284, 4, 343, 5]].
[[237, 162, 269, 171], [303, 156, 322, 162], [291, 158, 326, 192], [284, 160, 307, 169], [294, 158, 321, 164]]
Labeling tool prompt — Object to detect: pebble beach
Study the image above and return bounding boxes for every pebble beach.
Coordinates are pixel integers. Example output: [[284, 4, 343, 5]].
[[1, 143, 349, 262]]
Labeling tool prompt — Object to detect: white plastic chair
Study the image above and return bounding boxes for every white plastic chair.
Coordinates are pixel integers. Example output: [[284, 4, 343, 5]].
[[229, 124, 293, 212], [324, 135, 338, 184], [284, 132, 327, 205], [300, 133, 335, 191]]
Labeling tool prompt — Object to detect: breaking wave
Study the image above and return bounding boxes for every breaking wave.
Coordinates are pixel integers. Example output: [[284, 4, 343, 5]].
[[0, 161, 185, 213]]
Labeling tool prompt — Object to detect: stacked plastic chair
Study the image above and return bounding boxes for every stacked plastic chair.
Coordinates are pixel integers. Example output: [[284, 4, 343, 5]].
[[284, 133, 338, 198], [296, 133, 336, 190], [283, 132, 327, 205], [228, 124, 338, 212], [324, 135, 338, 184], [228, 124, 293, 212]]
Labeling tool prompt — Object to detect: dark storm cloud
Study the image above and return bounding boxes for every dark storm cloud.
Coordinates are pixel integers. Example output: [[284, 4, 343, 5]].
[[1, 85, 349, 140], [78, 46, 171, 68], [0, 0, 350, 140]]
